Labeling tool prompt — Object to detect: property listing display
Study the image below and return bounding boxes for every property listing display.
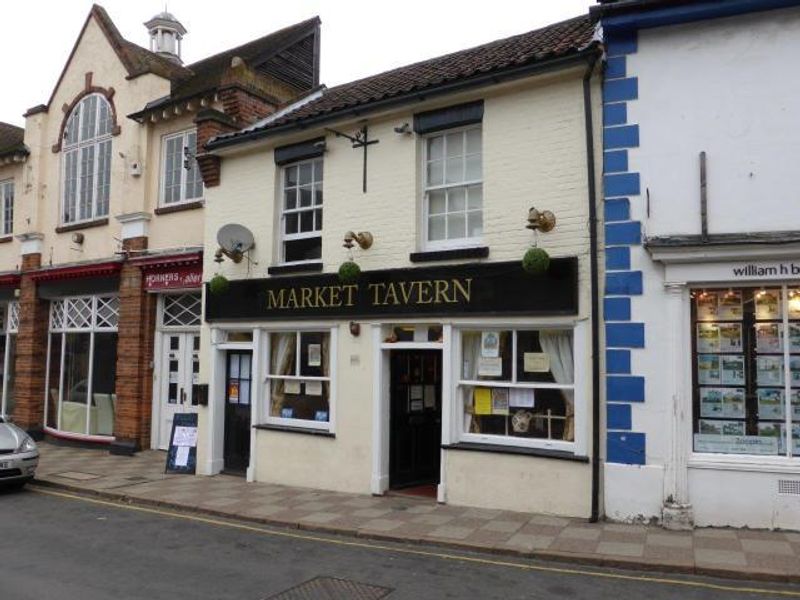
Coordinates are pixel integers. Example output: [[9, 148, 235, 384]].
[[693, 287, 800, 456]]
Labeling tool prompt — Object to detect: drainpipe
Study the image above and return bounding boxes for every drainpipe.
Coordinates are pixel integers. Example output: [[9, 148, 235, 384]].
[[583, 49, 602, 523]]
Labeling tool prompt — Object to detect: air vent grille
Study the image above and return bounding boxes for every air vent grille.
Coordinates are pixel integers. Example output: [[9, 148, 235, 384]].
[[778, 480, 800, 496]]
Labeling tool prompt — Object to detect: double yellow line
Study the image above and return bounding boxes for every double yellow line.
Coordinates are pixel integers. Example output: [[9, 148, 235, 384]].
[[31, 487, 800, 598]]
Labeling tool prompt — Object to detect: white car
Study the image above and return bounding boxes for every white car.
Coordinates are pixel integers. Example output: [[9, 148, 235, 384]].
[[0, 416, 39, 488]]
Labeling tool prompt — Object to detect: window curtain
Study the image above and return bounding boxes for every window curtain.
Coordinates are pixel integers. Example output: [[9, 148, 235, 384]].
[[461, 332, 482, 433], [539, 330, 574, 441], [270, 333, 295, 416], [321, 333, 330, 378]]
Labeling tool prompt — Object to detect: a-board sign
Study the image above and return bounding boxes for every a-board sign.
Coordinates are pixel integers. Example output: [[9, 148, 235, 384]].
[[165, 413, 198, 474]]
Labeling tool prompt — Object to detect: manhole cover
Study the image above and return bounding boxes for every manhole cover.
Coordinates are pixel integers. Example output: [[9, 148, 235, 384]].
[[53, 471, 102, 481], [264, 576, 392, 600], [125, 476, 149, 482]]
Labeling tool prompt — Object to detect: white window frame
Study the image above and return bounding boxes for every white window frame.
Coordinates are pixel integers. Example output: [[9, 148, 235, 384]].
[[262, 326, 337, 432], [159, 129, 204, 206], [422, 124, 484, 251], [279, 157, 323, 265], [452, 323, 585, 454], [0, 179, 13, 236], [43, 295, 119, 439], [61, 93, 113, 225], [0, 301, 18, 417]]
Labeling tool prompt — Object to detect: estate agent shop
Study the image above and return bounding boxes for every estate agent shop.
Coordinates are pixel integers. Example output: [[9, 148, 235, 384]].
[[193, 16, 603, 517]]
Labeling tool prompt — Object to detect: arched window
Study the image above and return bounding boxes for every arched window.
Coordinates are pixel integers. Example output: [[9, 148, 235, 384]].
[[62, 94, 113, 224]]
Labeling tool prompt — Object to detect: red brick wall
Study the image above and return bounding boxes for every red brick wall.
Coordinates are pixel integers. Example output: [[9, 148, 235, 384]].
[[219, 87, 276, 126], [12, 253, 50, 434]]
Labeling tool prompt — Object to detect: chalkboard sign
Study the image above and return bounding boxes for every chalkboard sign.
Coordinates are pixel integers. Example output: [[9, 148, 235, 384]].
[[165, 413, 199, 474]]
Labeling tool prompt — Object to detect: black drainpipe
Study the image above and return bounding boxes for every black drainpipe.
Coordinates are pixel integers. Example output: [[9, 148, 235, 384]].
[[583, 49, 602, 523]]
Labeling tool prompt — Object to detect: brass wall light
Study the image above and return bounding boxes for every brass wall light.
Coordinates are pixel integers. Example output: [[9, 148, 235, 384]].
[[343, 231, 374, 250], [526, 207, 556, 232]]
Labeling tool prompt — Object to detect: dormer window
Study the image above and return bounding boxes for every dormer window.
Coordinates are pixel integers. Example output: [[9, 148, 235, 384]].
[[62, 94, 113, 224]]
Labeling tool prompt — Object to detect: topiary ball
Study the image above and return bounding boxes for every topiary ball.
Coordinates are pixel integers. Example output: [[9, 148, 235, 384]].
[[209, 274, 230, 295], [338, 261, 361, 284], [522, 247, 550, 275]]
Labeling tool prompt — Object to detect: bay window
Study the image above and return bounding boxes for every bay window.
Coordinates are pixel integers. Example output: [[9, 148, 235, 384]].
[[45, 295, 118, 437], [264, 328, 335, 430], [424, 126, 483, 249], [62, 94, 113, 224], [457, 327, 575, 449], [161, 129, 203, 205], [692, 286, 800, 457]]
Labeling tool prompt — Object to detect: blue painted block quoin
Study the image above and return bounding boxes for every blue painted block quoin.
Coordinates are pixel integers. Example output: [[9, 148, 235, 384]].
[[605, 221, 641, 246], [604, 198, 630, 223], [604, 297, 631, 321], [604, 150, 629, 173], [606, 349, 631, 374], [607, 403, 632, 430], [607, 375, 645, 402], [605, 56, 627, 79], [606, 323, 645, 348], [603, 78, 638, 103], [606, 271, 643, 295], [606, 32, 637, 57], [605, 172, 641, 196], [607, 432, 646, 465], [604, 125, 640, 150], [605, 246, 631, 270], [603, 103, 627, 127]]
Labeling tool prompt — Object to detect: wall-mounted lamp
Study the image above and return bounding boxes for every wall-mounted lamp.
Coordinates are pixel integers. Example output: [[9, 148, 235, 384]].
[[313, 139, 327, 151], [349, 321, 361, 337], [526, 207, 556, 233], [343, 231, 374, 250], [71, 232, 85, 245], [393, 123, 412, 135]]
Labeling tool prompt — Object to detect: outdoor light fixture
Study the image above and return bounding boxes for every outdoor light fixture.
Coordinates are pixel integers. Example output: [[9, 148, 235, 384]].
[[393, 123, 412, 135], [343, 231, 374, 250], [526, 207, 556, 232]]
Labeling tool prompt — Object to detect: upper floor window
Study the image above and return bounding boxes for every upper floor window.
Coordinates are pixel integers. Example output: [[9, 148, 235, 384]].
[[0, 180, 13, 236], [423, 126, 483, 249], [281, 158, 323, 264], [62, 94, 113, 224], [161, 130, 203, 205]]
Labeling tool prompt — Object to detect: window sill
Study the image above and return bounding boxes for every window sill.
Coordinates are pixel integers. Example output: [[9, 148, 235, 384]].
[[154, 200, 204, 215], [267, 262, 323, 276], [254, 422, 335, 438], [689, 454, 800, 474], [442, 441, 588, 462], [56, 218, 109, 233], [410, 246, 489, 263], [0, 235, 12, 244]]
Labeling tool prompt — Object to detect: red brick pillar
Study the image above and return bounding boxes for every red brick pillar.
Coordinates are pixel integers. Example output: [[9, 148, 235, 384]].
[[12, 252, 49, 438], [111, 236, 155, 455]]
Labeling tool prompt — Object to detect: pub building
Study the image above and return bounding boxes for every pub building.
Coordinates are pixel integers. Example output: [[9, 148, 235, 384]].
[[196, 16, 605, 517], [0, 5, 322, 454]]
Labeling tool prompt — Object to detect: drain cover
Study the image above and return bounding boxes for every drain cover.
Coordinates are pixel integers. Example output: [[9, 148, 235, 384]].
[[265, 576, 392, 599], [53, 471, 102, 481]]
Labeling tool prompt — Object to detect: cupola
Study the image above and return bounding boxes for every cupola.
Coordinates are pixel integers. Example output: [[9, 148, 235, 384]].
[[144, 10, 187, 63]]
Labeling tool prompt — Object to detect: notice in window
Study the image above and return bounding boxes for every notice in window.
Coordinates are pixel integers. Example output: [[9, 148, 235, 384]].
[[173, 426, 198, 447], [755, 323, 782, 353], [481, 331, 500, 358], [756, 290, 781, 320], [491, 388, 509, 415], [509, 388, 535, 408], [697, 293, 718, 321], [478, 357, 502, 377], [697, 355, 721, 385], [284, 380, 301, 395], [523, 352, 550, 373], [721, 356, 745, 386], [227, 381, 240, 404], [307, 344, 322, 367], [423, 385, 436, 408], [718, 291, 743, 320], [474, 388, 492, 415]]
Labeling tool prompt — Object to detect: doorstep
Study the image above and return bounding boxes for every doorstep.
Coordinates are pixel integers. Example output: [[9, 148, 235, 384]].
[[32, 442, 800, 583]]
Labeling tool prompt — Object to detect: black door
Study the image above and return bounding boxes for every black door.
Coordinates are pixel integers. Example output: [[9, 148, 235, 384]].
[[223, 350, 252, 473], [389, 350, 442, 489]]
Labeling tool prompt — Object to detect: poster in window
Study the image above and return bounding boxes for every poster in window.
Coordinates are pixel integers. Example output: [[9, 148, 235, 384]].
[[696, 293, 718, 321], [721, 388, 746, 418], [523, 352, 550, 373], [758, 423, 785, 454], [718, 291, 743, 320], [789, 291, 800, 319], [755, 323, 782, 353], [509, 387, 535, 408], [473, 387, 492, 415], [307, 343, 322, 367], [696, 323, 720, 353], [700, 388, 723, 417], [305, 380, 323, 396], [722, 420, 746, 436], [423, 385, 436, 408], [699, 419, 724, 435], [410, 385, 423, 400], [755, 290, 781, 320], [491, 388, 509, 415], [718, 323, 743, 353], [790, 323, 800, 353], [793, 390, 800, 419], [721, 355, 745, 386], [478, 357, 503, 377], [281, 407, 294, 418], [757, 388, 784, 420], [480, 331, 500, 358], [697, 354, 721, 385], [757, 356, 784, 386], [315, 410, 329, 422], [284, 380, 301, 395], [792, 357, 800, 387], [227, 381, 240, 404]]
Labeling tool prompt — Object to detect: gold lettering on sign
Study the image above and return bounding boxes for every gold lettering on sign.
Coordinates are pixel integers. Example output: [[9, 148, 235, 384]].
[[301, 287, 313, 308], [453, 278, 472, 303], [314, 287, 328, 308], [369, 283, 386, 305], [343, 284, 358, 306], [267, 289, 286, 309], [417, 281, 433, 304]]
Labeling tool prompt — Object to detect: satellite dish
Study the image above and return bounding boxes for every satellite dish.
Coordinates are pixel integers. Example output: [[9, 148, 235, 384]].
[[216, 224, 255, 263]]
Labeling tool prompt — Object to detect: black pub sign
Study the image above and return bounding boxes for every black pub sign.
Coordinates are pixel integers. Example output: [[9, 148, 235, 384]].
[[205, 258, 578, 321]]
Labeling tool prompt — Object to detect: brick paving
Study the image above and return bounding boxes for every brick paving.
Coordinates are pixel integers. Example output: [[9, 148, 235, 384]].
[[32, 442, 800, 582]]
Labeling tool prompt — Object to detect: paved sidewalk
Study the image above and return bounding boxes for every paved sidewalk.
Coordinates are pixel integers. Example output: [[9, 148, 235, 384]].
[[33, 442, 800, 582]]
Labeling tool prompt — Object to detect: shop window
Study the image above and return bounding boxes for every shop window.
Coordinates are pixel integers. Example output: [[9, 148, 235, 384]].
[[458, 328, 575, 447], [161, 130, 203, 205], [280, 158, 323, 264], [692, 287, 800, 457], [162, 293, 202, 327], [423, 126, 483, 250], [0, 301, 18, 417], [62, 94, 113, 224], [265, 330, 333, 429], [0, 179, 13, 235], [44, 295, 119, 437]]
